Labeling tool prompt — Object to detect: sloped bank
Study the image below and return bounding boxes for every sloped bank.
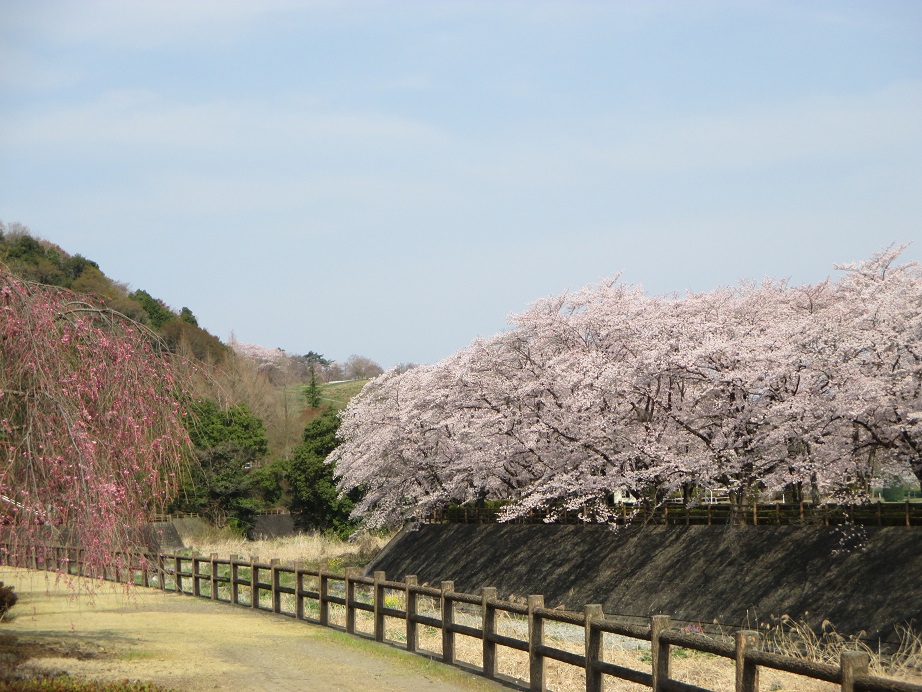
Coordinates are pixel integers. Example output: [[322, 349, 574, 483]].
[[366, 523, 920, 641]]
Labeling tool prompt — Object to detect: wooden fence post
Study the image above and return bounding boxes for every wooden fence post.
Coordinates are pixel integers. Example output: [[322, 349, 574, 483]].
[[319, 572, 330, 627], [295, 564, 304, 620], [405, 575, 418, 652], [374, 571, 386, 643], [482, 587, 498, 678], [840, 651, 870, 692], [651, 614, 671, 692], [210, 553, 218, 600], [192, 555, 201, 597], [271, 559, 281, 613], [735, 630, 760, 692], [174, 554, 182, 594], [528, 594, 545, 692], [441, 581, 455, 665], [345, 567, 359, 634], [157, 553, 165, 590], [230, 555, 239, 605], [250, 557, 259, 609], [585, 604, 604, 692]]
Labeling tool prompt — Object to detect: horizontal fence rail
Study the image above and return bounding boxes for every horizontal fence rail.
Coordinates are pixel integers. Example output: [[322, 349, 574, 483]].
[[2, 543, 918, 692], [424, 500, 922, 527]]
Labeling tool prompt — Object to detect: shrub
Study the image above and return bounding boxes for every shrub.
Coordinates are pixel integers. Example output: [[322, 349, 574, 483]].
[[0, 581, 17, 618]]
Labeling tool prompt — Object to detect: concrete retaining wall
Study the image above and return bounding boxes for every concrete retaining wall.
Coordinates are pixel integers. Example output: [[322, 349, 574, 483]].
[[366, 523, 921, 641], [144, 522, 184, 552], [248, 514, 296, 540]]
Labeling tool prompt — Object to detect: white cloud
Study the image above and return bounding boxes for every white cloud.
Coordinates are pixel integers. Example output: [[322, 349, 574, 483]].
[[573, 81, 922, 174], [3, 0, 339, 50], [0, 43, 81, 91], [0, 90, 450, 156], [407, 81, 919, 197]]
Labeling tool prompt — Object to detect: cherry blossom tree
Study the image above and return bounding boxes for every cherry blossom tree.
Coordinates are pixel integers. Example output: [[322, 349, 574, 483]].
[[0, 267, 189, 576], [822, 247, 922, 487], [334, 248, 921, 528]]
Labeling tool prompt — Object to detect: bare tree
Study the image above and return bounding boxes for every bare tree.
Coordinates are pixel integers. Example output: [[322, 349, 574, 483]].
[[343, 354, 384, 380]]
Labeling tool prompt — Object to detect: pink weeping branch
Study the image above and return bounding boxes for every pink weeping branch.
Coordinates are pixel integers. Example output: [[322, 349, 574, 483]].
[[0, 266, 191, 577]]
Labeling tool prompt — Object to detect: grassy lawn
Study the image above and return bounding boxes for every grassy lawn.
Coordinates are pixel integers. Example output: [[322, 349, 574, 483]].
[[283, 379, 370, 414], [317, 379, 370, 409]]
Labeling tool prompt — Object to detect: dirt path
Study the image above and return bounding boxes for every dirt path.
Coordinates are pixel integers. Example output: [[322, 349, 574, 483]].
[[0, 567, 507, 691]]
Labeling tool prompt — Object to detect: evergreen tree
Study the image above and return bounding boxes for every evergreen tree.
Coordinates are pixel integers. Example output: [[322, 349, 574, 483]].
[[287, 408, 356, 537], [305, 363, 322, 408], [172, 399, 270, 532]]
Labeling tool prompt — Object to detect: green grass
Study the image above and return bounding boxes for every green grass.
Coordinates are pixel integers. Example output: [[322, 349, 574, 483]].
[[317, 380, 370, 410], [281, 379, 369, 415], [115, 650, 159, 662]]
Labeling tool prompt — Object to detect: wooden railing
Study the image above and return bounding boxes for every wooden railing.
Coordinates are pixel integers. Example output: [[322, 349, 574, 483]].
[[2, 543, 918, 692], [149, 511, 201, 523], [424, 500, 922, 527]]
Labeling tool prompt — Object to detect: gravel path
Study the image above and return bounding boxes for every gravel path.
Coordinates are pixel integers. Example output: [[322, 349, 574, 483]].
[[0, 567, 507, 692]]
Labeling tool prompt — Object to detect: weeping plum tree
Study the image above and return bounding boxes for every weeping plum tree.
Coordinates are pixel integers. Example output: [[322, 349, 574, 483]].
[[0, 267, 190, 575]]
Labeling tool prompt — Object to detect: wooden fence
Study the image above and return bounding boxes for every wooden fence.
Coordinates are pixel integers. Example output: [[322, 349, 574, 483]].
[[425, 500, 922, 527], [148, 511, 201, 523], [2, 544, 918, 692]]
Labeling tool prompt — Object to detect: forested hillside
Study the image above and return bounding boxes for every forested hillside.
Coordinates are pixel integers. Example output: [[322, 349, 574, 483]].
[[0, 221, 227, 363], [0, 220, 380, 538]]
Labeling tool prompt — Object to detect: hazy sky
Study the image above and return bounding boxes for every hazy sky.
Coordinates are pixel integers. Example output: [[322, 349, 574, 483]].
[[1, 1, 920, 367]]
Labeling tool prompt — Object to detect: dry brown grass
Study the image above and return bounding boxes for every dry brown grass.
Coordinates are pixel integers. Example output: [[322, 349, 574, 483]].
[[332, 592, 922, 692], [342, 595, 844, 692], [169, 529, 922, 691], [174, 523, 390, 572], [756, 615, 922, 686]]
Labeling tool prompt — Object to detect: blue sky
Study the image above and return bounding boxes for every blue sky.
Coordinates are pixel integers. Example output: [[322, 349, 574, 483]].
[[1, 1, 920, 368]]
